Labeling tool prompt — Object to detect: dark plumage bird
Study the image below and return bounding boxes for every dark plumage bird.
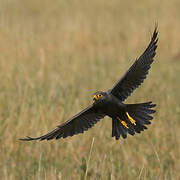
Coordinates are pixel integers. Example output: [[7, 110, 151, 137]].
[[20, 27, 158, 141]]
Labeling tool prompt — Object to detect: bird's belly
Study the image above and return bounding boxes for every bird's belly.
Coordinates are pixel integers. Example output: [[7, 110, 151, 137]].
[[93, 97, 125, 118], [103, 103, 125, 118]]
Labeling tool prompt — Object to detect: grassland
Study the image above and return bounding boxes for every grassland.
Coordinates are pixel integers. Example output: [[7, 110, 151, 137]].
[[0, 0, 180, 179]]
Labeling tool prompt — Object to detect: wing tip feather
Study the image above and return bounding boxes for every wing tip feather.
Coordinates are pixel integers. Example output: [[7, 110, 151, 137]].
[[19, 136, 41, 141]]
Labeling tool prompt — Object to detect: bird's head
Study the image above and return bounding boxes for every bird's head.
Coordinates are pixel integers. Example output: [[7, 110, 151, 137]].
[[92, 91, 106, 101]]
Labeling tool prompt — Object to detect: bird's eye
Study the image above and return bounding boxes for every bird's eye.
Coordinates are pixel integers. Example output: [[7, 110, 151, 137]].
[[98, 94, 102, 98]]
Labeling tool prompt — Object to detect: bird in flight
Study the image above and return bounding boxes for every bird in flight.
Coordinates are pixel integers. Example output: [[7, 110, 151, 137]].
[[20, 27, 158, 141]]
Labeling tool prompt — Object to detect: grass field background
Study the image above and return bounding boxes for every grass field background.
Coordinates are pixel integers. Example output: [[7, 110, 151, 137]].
[[0, 0, 180, 179]]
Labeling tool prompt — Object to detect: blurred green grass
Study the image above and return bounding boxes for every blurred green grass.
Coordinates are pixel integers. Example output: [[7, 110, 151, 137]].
[[0, 0, 180, 179]]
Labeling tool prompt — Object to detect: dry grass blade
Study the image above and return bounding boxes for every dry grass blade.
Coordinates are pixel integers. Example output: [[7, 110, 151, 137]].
[[84, 137, 95, 180]]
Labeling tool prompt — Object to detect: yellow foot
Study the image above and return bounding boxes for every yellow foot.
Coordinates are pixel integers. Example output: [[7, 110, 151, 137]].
[[121, 121, 129, 129], [126, 112, 136, 125], [117, 117, 129, 128]]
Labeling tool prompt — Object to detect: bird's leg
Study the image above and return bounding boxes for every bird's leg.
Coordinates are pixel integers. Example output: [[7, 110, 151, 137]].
[[117, 117, 129, 129], [126, 112, 136, 125]]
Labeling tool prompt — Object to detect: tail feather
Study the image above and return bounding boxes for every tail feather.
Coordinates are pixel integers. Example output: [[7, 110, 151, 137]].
[[123, 116, 136, 136], [131, 115, 151, 125], [112, 118, 127, 140], [112, 118, 117, 138], [112, 102, 156, 140], [117, 120, 127, 139], [126, 102, 156, 134], [130, 111, 153, 121], [127, 102, 156, 110]]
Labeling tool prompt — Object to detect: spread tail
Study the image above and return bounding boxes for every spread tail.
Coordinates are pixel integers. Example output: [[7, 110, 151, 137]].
[[112, 102, 156, 140]]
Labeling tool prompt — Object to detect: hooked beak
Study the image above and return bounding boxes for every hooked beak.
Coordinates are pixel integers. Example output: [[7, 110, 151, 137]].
[[93, 95, 98, 101]]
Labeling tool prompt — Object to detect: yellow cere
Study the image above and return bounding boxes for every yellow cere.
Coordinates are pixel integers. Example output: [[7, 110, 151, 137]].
[[126, 112, 136, 125], [121, 121, 129, 129], [93, 95, 98, 100]]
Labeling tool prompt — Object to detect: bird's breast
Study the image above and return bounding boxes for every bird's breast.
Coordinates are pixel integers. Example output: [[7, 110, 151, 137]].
[[93, 95, 125, 118]]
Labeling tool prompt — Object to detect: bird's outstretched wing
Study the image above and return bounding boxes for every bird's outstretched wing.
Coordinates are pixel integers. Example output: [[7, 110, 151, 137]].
[[20, 105, 105, 141], [109, 27, 158, 102]]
